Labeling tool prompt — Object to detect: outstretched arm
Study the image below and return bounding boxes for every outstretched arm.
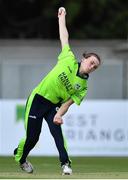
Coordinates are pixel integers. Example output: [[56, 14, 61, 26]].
[[58, 7, 69, 48]]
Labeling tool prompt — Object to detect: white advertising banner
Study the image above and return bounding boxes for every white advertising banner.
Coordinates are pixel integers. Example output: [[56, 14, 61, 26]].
[[0, 100, 128, 156], [0, 101, 2, 153], [1, 100, 26, 155], [63, 101, 128, 156]]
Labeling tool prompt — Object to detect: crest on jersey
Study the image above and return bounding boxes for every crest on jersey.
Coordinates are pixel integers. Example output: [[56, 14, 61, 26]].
[[74, 83, 81, 90]]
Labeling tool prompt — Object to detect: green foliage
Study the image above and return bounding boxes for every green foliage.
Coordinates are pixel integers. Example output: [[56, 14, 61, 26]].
[[0, 0, 128, 39], [67, 0, 128, 39], [65, 1, 82, 24], [46, 0, 128, 39]]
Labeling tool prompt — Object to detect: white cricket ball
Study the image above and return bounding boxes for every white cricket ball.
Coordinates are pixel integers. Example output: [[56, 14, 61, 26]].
[[59, 7, 66, 13]]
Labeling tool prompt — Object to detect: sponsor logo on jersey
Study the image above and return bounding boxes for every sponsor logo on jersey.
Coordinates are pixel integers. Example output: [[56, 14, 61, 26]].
[[29, 115, 37, 119], [58, 72, 73, 91]]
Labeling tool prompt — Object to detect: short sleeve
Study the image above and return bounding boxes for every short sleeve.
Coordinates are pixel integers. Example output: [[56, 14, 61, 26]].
[[71, 88, 87, 105], [58, 44, 76, 63]]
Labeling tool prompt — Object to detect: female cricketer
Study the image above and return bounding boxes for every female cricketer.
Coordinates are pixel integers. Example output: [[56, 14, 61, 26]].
[[14, 7, 101, 175]]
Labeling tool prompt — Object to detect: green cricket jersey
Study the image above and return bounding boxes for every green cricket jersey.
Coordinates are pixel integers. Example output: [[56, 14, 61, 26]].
[[34, 44, 88, 105], [14, 44, 88, 163]]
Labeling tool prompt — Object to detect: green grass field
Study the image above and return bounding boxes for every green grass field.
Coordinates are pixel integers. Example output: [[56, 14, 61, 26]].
[[0, 156, 128, 179]]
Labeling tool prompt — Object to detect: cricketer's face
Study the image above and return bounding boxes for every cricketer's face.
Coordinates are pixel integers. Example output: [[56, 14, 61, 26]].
[[81, 55, 100, 74]]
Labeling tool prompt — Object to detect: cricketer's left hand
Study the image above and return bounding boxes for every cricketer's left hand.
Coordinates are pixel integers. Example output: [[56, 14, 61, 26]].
[[53, 115, 63, 125]]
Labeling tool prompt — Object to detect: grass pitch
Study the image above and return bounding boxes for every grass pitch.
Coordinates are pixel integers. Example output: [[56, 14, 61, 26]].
[[0, 156, 128, 179]]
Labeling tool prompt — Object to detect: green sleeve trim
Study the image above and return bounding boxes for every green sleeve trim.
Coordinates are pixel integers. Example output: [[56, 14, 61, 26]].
[[71, 95, 81, 106], [71, 88, 87, 105], [58, 44, 75, 62]]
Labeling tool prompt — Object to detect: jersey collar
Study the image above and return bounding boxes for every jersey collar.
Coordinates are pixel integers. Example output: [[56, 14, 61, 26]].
[[76, 62, 89, 80]]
